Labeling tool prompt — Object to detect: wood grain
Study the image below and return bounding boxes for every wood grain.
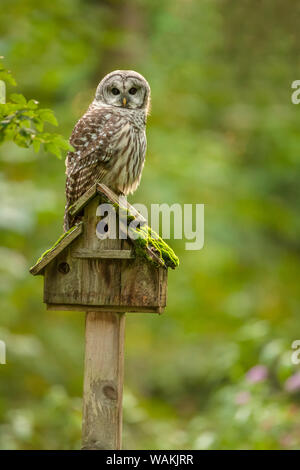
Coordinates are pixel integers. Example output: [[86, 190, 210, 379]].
[[69, 183, 146, 222], [72, 249, 134, 259], [30, 223, 83, 276], [82, 311, 125, 450], [42, 186, 168, 312], [46, 303, 163, 313]]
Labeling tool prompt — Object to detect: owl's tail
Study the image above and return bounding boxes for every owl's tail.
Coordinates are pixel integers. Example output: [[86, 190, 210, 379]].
[[64, 169, 77, 231], [63, 204, 71, 232], [64, 203, 81, 232]]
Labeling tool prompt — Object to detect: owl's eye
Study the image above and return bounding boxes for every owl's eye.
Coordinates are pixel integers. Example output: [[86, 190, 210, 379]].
[[111, 88, 120, 95], [129, 87, 137, 95]]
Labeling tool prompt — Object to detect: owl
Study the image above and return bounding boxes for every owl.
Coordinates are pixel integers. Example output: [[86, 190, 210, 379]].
[[64, 70, 151, 231]]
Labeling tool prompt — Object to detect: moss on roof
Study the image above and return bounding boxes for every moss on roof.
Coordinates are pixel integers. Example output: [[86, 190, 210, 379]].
[[30, 199, 179, 273], [132, 225, 179, 269], [115, 204, 179, 269], [30, 225, 79, 269]]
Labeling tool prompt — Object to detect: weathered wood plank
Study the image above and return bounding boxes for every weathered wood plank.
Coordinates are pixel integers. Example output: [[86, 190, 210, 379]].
[[72, 249, 134, 259], [30, 223, 83, 276], [46, 303, 163, 313], [81, 196, 122, 305], [69, 182, 146, 222], [120, 258, 160, 307], [44, 235, 166, 310], [159, 267, 168, 311], [82, 311, 125, 450], [43, 190, 167, 310], [44, 236, 84, 305], [67, 183, 98, 218]]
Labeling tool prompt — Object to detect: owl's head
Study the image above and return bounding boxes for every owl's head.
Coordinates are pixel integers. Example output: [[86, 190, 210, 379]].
[[95, 70, 150, 112]]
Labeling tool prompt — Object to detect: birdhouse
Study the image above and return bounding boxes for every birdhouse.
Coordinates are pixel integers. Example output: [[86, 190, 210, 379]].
[[30, 183, 179, 449], [30, 183, 179, 314]]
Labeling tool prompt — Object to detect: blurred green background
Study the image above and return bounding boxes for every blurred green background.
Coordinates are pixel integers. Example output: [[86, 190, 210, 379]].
[[1, 0, 300, 450]]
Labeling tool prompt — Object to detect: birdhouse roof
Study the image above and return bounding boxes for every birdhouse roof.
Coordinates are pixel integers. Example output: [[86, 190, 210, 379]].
[[30, 184, 179, 276]]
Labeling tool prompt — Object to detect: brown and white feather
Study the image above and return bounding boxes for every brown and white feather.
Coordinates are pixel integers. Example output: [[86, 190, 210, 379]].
[[64, 71, 150, 231]]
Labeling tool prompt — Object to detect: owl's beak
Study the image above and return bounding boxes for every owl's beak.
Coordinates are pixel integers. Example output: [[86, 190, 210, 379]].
[[122, 97, 127, 107]]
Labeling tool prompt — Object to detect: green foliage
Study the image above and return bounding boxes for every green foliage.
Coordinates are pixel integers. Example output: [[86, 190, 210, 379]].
[[1, 0, 300, 450], [0, 58, 16, 86], [0, 59, 72, 158]]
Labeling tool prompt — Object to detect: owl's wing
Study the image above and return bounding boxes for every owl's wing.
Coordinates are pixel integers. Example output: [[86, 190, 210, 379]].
[[66, 106, 125, 176], [64, 106, 126, 230]]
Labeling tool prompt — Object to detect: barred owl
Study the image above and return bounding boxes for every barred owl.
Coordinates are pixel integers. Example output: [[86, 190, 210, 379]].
[[64, 70, 151, 231]]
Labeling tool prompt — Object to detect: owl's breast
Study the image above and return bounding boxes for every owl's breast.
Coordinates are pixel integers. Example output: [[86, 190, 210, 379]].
[[103, 121, 146, 195]]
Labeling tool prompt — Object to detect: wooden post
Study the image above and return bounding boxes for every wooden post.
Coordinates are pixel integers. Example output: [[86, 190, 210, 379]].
[[82, 311, 126, 450]]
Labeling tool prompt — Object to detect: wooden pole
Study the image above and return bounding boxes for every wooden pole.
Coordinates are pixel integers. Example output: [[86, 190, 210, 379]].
[[82, 311, 126, 450]]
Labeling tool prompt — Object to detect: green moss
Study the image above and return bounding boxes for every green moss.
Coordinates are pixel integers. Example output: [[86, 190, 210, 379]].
[[31, 201, 179, 271], [67, 202, 75, 213], [113, 203, 136, 223], [32, 225, 78, 267], [113, 201, 179, 269], [132, 225, 179, 269]]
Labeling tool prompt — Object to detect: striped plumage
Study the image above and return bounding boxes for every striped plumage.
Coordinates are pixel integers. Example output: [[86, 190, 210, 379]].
[[64, 70, 150, 231]]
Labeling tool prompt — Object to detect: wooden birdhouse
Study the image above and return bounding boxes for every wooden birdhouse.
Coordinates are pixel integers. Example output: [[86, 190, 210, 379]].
[[30, 183, 178, 314], [30, 183, 179, 450]]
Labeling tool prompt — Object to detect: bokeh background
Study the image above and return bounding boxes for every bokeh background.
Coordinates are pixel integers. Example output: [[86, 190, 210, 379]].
[[1, 0, 300, 450]]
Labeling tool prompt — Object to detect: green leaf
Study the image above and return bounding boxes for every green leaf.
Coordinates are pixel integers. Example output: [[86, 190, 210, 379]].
[[0, 61, 68, 158], [33, 118, 44, 132], [10, 93, 27, 105], [27, 99, 39, 109], [14, 133, 30, 148], [33, 138, 41, 153], [0, 70, 16, 86], [38, 109, 58, 126], [52, 134, 73, 151], [44, 142, 62, 159], [20, 119, 31, 128]]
